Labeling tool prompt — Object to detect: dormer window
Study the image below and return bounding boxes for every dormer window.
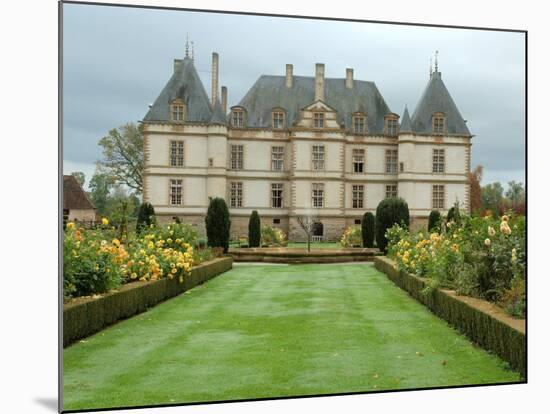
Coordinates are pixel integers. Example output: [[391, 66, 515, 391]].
[[352, 113, 367, 134], [313, 112, 324, 128], [231, 110, 244, 127], [433, 113, 446, 134], [272, 110, 285, 129], [170, 100, 185, 122], [384, 114, 399, 136]]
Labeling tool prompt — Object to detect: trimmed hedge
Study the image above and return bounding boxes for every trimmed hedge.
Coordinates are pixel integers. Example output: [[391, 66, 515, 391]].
[[205, 198, 231, 253], [63, 257, 233, 347], [375, 198, 410, 252], [374, 256, 526, 379], [248, 210, 261, 248], [361, 212, 375, 248], [428, 210, 441, 232]]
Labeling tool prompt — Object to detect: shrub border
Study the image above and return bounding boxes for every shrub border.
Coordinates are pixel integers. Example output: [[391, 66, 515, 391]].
[[374, 256, 526, 378], [230, 248, 382, 263], [63, 257, 233, 347]]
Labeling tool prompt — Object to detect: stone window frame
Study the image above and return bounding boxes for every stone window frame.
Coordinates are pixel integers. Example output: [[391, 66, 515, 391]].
[[230, 144, 244, 170], [384, 113, 400, 136], [352, 148, 365, 173], [312, 183, 325, 208], [432, 147, 446, 174], [229, 181, 243, 208], [385, 183, 398, 199], [352, 112, 367, 134], [311, 144, 326, 171], [352, 184, 365, 209], [271, 182, 284, 208], [272, 108, 286, 129], [170, 99, 186, 123], [432, 112, 446, 134], [230, 106, 246, 128], [169, 140, 185, 167], [313, 112, 325, 129], [432, 184, 446, 210], [385, 149, 398, 174], [271, 146, 285, 171], [169, 178, 183, 206]]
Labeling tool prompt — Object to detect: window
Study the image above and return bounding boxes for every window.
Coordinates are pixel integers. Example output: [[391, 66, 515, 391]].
[[399, 162, 404, 173], [169, 179, 183, 205], [313, 112, 324, 128], [352, 184, 364, 209], [312, 145, 325, 170], [271, 183, 283, 208], [273, 218, 281, 224], [433, 114, 445, 134], [386, 184, 398, 199], [230, 145, 244, 170], [231, 109, 244, 127], [385, 149, 398, 174], [271, 146, 284, 171], [169, 140, 184, 167], [272, 111, 285, 129], [208, 158, 213, 167], [432, 148, 445, 173], [171, 102, 185, 122], [353, 149, 365, 173], [312, 183, 324, 207], [229, 182, 243, 207], [386, 117, 399, 136], [353, 114, 366, 134], [354, 219, 361, 225], [432, 185, 445, 209]]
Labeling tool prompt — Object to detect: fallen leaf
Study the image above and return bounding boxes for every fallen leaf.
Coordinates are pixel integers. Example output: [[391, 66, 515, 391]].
[[416, 352, 424, 357], [373, 373, 379, 379]]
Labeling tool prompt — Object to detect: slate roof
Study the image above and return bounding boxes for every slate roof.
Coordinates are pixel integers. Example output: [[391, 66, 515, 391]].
[[143, 57, 212, 123], [236, 75, 393, 133], [410, 71, 471, 135], [63, 175, 95, 210], [400, 106, 413, 133], [209, 98, 226, 125]]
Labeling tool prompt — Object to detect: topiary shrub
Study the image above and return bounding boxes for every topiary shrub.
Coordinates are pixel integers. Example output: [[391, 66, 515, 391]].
[[375, 198, 410, 252], [361, 212, 375, 248], [136, 202, 156, 234], [205, 197, 231, 253], [446, 202, 462, 226], [428, 210, 442, 233], [248, 210, 261, 248]]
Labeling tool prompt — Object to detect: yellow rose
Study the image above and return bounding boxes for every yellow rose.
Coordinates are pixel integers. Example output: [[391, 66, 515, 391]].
[[484, 238, 491, 246], [66, 222, 75, 230], [101, 217, 109, 225]]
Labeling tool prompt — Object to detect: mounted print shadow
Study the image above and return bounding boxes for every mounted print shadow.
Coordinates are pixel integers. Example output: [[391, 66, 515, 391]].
[[61, 1, 526, 412]]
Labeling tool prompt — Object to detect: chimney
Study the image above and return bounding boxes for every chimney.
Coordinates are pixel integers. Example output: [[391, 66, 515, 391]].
[[173, 58, 182, 73], [314, 63, 325, 102], [285, 64, 293, 88], [221, 86, 228, 114], [346, 68, 353, 89], [211, 52, 219, 106]]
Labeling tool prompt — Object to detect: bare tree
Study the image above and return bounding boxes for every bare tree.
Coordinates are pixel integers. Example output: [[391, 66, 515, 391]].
[[296, 213, 318, 253]]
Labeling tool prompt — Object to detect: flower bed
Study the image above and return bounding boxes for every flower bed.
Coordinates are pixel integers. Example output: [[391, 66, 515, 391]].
[[385, 214, 525, 318], [64, 221, 215, 301], [63, 257, 233, 347]]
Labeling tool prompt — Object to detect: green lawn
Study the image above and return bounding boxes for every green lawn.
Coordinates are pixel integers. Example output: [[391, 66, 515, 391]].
[[63, 263, 519, 411]]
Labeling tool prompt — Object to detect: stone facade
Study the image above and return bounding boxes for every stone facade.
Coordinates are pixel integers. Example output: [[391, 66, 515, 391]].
[[143, 52, 473, 241]]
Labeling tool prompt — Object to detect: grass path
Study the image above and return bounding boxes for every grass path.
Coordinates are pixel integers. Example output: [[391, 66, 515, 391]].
[[63, 263, 519, 411]]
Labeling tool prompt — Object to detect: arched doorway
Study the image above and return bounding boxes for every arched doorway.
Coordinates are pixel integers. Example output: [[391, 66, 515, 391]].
[[312, 221, 324, 242]]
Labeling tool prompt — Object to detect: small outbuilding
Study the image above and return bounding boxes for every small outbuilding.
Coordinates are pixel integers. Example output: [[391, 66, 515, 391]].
[[63, 175, 97, 226]]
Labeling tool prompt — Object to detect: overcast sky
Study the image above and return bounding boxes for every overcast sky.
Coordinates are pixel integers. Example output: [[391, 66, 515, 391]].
[[62, 3, 525, 189]]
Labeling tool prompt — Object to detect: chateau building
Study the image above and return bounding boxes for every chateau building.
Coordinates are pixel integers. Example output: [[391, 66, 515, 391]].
[[142, 51, 472, 241]]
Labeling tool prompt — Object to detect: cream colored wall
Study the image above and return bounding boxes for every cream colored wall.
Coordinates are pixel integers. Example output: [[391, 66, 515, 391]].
[[293, 140, 342, 172], [398, 182, 466, 215], [228, 140, 278, 171], [343, 182, 390, 211], [147, 133, 208, 168]]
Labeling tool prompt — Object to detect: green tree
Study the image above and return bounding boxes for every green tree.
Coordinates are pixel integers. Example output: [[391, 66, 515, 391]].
[[248, 210, 261, 248], [446, 202, 461, 226], [88, 171, 114, 216], [136, 202, 156, 233], [506, 181, 525, 206], [428, 210, 441, 233], [71, 171, 86, 187], [481, 182, 504, 215], [98, 122, 144, 194], [361, 212, 375, 248], [375, 198, 410, 253], [205, 198, 231, 253]]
